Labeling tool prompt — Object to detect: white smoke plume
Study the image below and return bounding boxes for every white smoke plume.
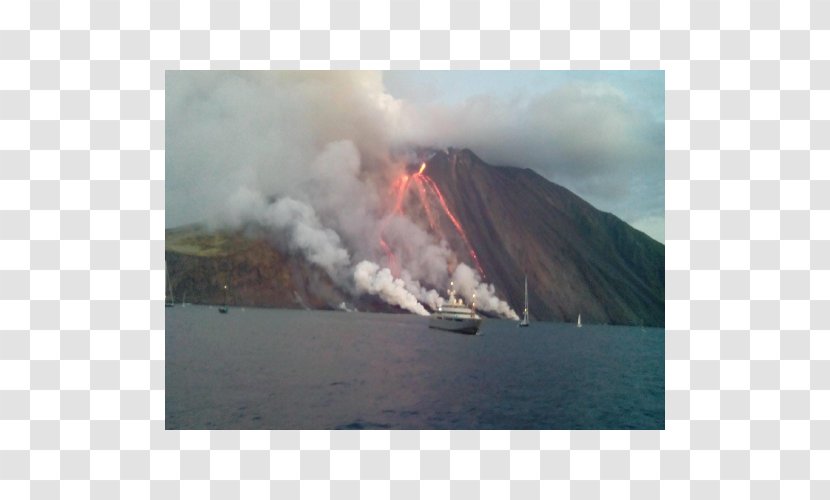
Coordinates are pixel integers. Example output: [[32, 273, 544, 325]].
[[399, 270, 446, 312], [261, 197, 352, 281], [380, 214, 454, 287], [353, 261, 429, 316], [224, 188, 351, 282], [452, 263, 519, 320]]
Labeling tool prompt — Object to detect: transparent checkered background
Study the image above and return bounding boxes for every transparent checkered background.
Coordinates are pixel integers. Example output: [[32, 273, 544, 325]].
[[1, 0, 829, 498]]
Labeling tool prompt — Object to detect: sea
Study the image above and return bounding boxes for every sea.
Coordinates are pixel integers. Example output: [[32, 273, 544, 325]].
[[166, 306, 664, 430]]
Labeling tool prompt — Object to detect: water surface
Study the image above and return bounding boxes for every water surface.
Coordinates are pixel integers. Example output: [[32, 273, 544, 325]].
[[166, 306, 664, 429]]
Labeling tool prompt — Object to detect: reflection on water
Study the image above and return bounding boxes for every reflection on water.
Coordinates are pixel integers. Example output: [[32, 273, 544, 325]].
[[166, 306, 664, 430]]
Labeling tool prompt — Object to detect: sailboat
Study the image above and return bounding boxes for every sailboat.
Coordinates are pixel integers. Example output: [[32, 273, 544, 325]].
[[518, 275, 529, 327], [165, 261, 174, 308], [577, 313, 582, 328], [218, 284, 229, 313]]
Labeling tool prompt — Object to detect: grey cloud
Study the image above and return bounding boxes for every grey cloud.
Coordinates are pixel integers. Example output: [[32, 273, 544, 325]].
[[393, 81, 664, 238]]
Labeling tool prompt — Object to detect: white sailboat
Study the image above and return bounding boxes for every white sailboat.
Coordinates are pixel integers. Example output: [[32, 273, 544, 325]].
[[518, 275, 529, 327], [577, 313, 582, 328]]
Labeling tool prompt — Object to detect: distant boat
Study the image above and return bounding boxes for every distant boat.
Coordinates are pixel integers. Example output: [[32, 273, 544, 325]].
[[429, 281, 482, 335], [577, 313, 582, 328], [518, 275, 529, 327], [218, 284, 229, 313], [165, 261, 175, 308]]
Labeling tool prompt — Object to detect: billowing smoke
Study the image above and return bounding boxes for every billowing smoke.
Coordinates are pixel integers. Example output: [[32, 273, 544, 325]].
[[224, 188, 351, 282], [261, 197, 352, 281], [353, 261, 429, 316], [399, 270, 446, 312], [452, 264, 519, 320]]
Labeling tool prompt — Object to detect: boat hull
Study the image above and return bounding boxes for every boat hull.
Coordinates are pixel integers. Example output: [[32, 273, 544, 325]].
[[428, 317, 481, 335]]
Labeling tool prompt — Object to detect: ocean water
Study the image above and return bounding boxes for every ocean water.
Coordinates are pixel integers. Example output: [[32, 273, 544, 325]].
[[166, 306, 664, 430]]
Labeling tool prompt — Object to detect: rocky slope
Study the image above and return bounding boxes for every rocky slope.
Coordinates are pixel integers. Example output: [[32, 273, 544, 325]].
[[421, 148, 664, 327]]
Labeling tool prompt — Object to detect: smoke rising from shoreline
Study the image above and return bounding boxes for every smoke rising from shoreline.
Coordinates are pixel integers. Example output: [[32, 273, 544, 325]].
[[353, 261, 430, 316], [452, 264, 519, 320]]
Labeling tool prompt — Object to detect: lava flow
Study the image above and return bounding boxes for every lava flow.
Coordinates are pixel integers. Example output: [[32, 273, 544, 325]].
[[413, 174, 440, 232], [378, 161, 485, 277], [418, 172, 484, 276], [378, 237, 399, 276]]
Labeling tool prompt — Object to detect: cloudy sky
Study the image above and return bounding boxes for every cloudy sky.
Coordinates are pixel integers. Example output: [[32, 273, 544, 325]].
[[167, 71, 664, 242], [382, 71, 665, 241]]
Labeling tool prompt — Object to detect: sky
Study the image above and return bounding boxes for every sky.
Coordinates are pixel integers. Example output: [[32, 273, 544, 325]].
[[382, 70, 665, 241], [167, 71, 664, 242]]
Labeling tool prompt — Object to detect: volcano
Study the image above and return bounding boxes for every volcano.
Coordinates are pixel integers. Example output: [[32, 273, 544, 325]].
[[417, 148, 664, 327], [166, 148, 664, 327]]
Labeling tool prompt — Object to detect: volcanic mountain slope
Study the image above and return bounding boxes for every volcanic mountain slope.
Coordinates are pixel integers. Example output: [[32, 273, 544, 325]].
[[422, 148, 664, 327], [165, 148, 664, 326], [165, 226, 397, 314]]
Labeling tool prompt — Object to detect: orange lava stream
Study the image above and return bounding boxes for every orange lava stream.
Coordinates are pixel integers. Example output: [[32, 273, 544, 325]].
[[378, 174, 412, 274], [393, 175, 411, 213], [377, 162, 485, 278], [419, 173, 485, 277], [413, 175, 440, 232], [379, 237, 399, 276]]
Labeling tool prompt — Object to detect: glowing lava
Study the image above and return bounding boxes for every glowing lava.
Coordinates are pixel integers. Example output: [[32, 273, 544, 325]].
[[376, 160, 486, 278], [392, 175, 412, 214], [413, 175, 440, 232], [418, 173, 485, 276], [378, 237, 399, 276]]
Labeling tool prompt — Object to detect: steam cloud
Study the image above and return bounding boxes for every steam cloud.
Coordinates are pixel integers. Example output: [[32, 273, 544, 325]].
[[262, 197, 352, 281], [167, 71, 657, 316], [224, 188, 351, 282], [452, 264, 519, 320], [353, 261, 429, 316]]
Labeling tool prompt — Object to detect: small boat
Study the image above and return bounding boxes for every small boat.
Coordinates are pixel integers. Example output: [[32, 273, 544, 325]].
[[165, 261, 175, 308], [577, 313, 582, 328], [429, 282, 482, 335], [518, 275, 529, 327], [218, 284, 229, 313]]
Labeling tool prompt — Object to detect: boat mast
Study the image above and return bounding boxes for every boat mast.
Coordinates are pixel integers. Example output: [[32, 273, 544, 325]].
[[522, 274, 529, 324], [165, 260, 174, 306]]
